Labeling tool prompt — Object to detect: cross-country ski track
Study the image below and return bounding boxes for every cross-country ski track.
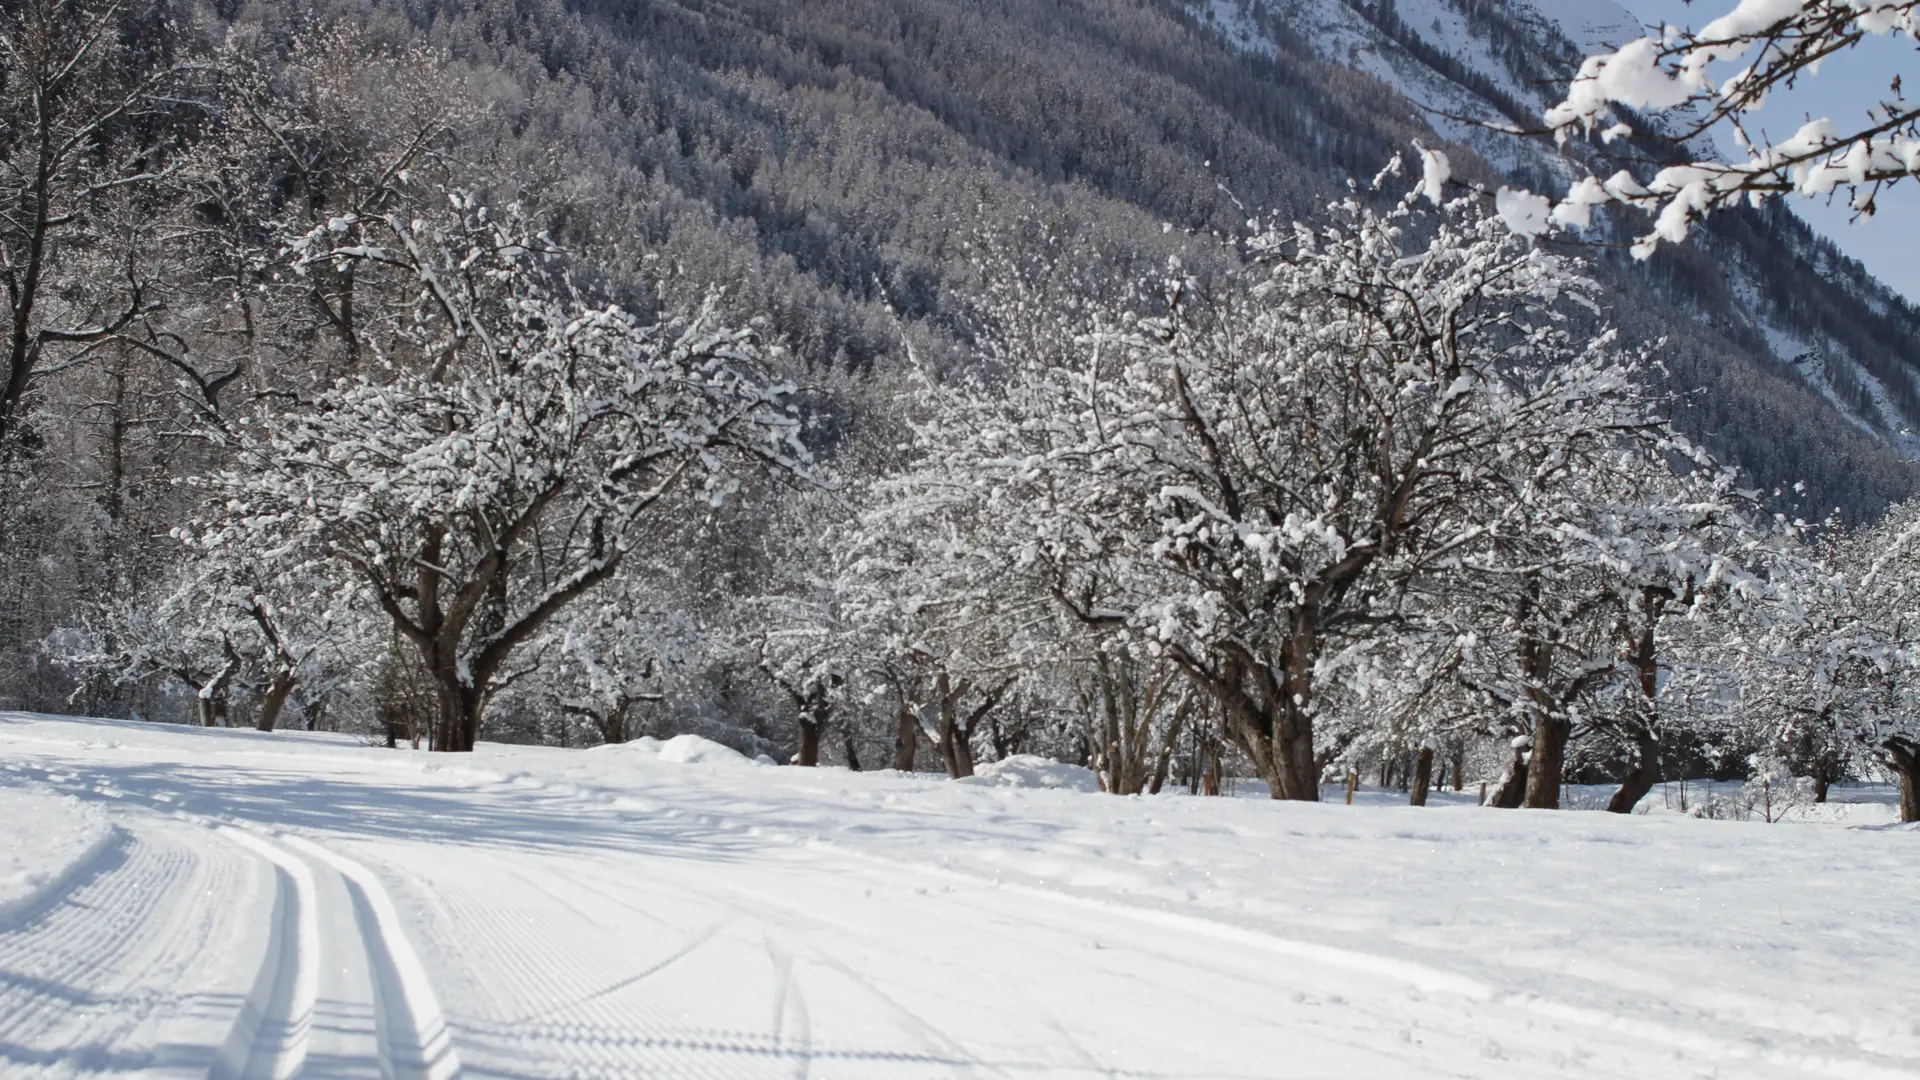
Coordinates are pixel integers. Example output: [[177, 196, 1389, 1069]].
[[1, 712, 1915, 1079]]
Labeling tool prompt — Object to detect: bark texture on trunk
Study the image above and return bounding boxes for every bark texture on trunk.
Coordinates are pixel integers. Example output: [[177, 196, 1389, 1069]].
[[1524, 717, 1569, 809], [1606, 732, 1661, 814], [1409, 746, 1434, 807], [1886, 738, 1920, 824], [1489, 741, 1528, 808], [795, 717, 821, 767], [256, 670, 297, 733], [432, 677, 482, 753], [892, 704, 918, 772]]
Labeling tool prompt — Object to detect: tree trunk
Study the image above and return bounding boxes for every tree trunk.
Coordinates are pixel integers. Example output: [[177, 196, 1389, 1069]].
[[1524, 717, 1569, 809], [195, 694, 223, 728], [1886, 739, 1920, 824], [844, 730, 862, 772], [1409, 747, 1434, 807], [1606, 732, 1661, 814], [933, 672, 979, 779], [892, 704, 917, 771], [1201, 635, 1320, 801], [431, 676, 483, 752], [256, 669, 297, 733], [1148, 743, 1174, 795], [1451, 747, 1465, 791], [1490, 740, 1528, 808], [1608, 585, 1671, 815], [795, 717, 821, 767], [945, 728, 976, 778], [1809, 741, 1841, 802]]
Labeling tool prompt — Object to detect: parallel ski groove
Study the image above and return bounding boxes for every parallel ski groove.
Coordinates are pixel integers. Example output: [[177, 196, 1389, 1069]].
[[281, 835, 462, 1080], [215, 828, 319, 1080]]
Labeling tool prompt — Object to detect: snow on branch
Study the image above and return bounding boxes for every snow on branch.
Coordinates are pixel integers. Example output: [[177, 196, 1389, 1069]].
[[1519, 0, 1920, 254]]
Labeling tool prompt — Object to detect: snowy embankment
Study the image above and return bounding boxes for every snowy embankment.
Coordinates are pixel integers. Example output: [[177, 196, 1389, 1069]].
[[0, 712, 1915, 1079], [0, 787, 112, 925]]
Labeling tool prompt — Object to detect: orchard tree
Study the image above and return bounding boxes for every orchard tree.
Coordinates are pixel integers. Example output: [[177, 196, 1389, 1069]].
[[196, 269, 806, 750], [934, 185, 1658, 801], [1071, 643, 1194, 795], [53, 567, 243, 727], [1754, 498, 1920, 820], [524, 575, 698, 747], [1732, 546, 1871, 802], [1445, 433, 1772, 811], [754, 624, 850, 767], [842, 460, 1045, 779]]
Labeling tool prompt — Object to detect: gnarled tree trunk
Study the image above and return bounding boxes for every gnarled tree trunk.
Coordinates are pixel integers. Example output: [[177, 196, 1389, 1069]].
[[892, 703, 918, 771], [1607, 732, 1661, 814], [1524, 716, 1569, 809], [1409, 746, 1434, 807], [256, 668, 297, 733], [1885, 737, 1920, 824], [1489, 739, 1529, 808], [431, 675, 483, 753]]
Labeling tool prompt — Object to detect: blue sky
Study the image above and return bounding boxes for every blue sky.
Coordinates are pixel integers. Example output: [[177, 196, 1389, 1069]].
[[1612, 0, 1920, 301]]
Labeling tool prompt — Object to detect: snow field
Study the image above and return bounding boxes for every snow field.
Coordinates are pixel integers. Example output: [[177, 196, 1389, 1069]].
[[0, 711, 1916, 1079], [0, 787, 113, 925]]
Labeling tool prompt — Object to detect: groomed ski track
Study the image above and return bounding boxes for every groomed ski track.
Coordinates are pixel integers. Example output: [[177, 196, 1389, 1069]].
[[1, 713, 1916, 1079]]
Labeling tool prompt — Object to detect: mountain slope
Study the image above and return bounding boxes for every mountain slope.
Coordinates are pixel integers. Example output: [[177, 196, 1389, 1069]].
[[1212, 0, 1920, 505], [390, 0, 1914, 517]]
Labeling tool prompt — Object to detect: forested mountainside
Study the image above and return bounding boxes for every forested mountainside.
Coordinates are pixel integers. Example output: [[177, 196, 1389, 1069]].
[[57, 0, 1916, 499], [391, 0, 1920, 518], [326, 0, 1920, 520]]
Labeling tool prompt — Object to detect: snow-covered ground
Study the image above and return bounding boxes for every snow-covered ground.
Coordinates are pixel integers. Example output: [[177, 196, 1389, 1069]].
[[0, 712, 1915, 1079]]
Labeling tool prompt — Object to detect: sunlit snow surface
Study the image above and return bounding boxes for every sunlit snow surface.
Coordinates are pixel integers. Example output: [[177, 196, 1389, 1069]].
[[0, 711, 1915, 1079]]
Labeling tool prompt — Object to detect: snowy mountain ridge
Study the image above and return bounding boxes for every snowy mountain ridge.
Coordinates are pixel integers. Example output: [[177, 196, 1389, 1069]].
[[1197, 0, 1920, 460]]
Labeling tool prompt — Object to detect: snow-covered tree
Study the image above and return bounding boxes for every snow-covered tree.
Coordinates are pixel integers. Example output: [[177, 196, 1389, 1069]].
[[754, 622, 850, 767], [1538, 0, 1920, 254], [1439, 432, 1774, 811], [1748, 500, 1920, 820], [195, 272, 807, 750], [48, 550, 354, 731], [927, 186, 1659, 801], [527, 581, 696, 747], [1729, 542, 1870, 801], [1069, 644, 1194, 795], [842, 458, 1048, 778], [0, 0, 204, 456], [51, 573, 240, 727]]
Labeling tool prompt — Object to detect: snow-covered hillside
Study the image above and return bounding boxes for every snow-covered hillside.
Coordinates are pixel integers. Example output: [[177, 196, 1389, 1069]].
[[1, 712, 1914, 1079]]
